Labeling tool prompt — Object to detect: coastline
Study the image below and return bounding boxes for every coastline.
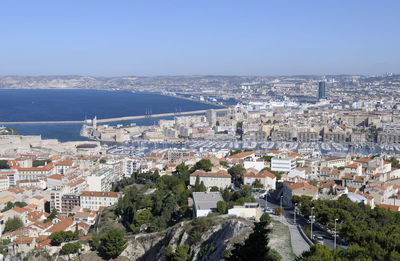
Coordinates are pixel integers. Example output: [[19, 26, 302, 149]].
[[0, 89, 221, 141]]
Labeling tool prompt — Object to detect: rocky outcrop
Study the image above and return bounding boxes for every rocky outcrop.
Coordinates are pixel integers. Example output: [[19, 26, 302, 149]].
[[26, 216, 252, 261], [120, 216, 253, 261]]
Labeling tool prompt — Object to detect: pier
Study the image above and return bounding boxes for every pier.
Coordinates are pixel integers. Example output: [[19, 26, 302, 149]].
[[0, 108, 228, 125]]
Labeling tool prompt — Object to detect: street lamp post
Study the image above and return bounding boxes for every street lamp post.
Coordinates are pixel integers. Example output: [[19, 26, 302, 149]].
[[310, 207, 315, 241], [280, 196, 283, 220], [334, 218, 338, 249], [294, 203, 297, 224]]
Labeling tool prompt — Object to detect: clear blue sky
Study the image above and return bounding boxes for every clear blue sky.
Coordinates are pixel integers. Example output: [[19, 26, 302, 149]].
[[1, 0, 399, 76]]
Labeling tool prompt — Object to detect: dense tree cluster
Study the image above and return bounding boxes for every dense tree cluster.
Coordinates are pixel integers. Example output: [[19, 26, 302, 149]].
[[221, 185, 256, 209], [32, 159, 51, 167], [1, 201, 27, 212], [0, 160, 9, 169], [49, 226, 80, 246], [228, 165, 246, 186], [293, 195, 400, 260], [115, 163, 193, 233], [60, 242, 81, 255], [4, 216, 23, 232], [190, 159, 213, 172], [100, 228, 127, 259]]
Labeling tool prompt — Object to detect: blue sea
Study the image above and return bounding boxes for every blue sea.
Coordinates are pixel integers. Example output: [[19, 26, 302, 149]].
[[0, 89, 220, 141]]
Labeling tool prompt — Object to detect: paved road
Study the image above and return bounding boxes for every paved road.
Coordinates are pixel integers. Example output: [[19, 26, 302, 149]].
[[259, 198, 310, 256], [257, 197, 336, 250], [271, 214, 310, 256]]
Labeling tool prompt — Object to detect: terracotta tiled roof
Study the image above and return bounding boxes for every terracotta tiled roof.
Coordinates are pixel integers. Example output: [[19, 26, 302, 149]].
[[67, 178, 85, 187], [27, 211, 43, 222], [45, 217, 74, 233], [35, 239, 51, 249], [287, 182, 318, 192], [345, 163, 359, 169], [77, 222, 90, 230], [287, 152, 300, 158], [15, 237, 34, 244], [48, 174, 62, 180], [244, 170, 276, 179], [80, 191, 120, 198], [55, 161, 73, 166], [16, 163, 54, 172], [229, 151, 255, 159], [11, 207, 28, 214], [31, 221, 53, 230], [190, 170, 231, 178], [378, 204, 399, 212], [354, 158, 373, 163]]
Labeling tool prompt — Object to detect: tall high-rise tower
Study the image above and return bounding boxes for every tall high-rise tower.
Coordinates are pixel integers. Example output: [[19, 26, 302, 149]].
[[318, 81, 326, 99]]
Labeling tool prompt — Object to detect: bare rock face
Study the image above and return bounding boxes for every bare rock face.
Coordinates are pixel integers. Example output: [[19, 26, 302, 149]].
[[119, 216, 253, 261], [31, 217, 252, 261]]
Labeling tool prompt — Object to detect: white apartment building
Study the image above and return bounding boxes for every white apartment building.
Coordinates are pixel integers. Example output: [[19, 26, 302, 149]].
[[86, 168, 117, 192], [80, 191, 121, 211], [0, 176, 9, 192], [243, 159, 266, 172], [123, 158, 140, 177], [243, 170, 276, 190], [50, 186, 70, 213], [0, 169, 19, 186], [11, 162, 55, 180], [190, 170, 231, 189], [271, 155, 296, 172]]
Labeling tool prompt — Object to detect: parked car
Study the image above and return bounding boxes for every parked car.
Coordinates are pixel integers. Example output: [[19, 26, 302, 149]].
[[264, 207, 274, 214], [315, 236, 324, 245]]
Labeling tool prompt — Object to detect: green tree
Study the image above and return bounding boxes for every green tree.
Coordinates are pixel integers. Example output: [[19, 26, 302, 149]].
[[228, 165, 246, 186], [210, 186, 220, 192], [176, 163, 189, 174], [267, 249, 282, 261], [226, 221, 275, 261], [253, 179, 264, 189], [134, 209, 153, 227], [0, 160, 10, 169], [274, 207, 283, 216], [230, 150, 243, 156], [192, 159, 213, 172], [165, 244, 190, 261], [260, 213, 272, 225], [1, 201, 27, 212], [101, 228, 128, 259], [296, 244, 335, 261], [4, 216, 23, 232], [44, 207, 58, 223], [390, 157, 400, 169], [89, 235, 100, 251], [60, 242, 81, 255], [199, 181, 207, 192], [217, 201, 227, 214], [73, 223, 79, 239], [174, 244, 190, 261], [49, 232, 64, 246]]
